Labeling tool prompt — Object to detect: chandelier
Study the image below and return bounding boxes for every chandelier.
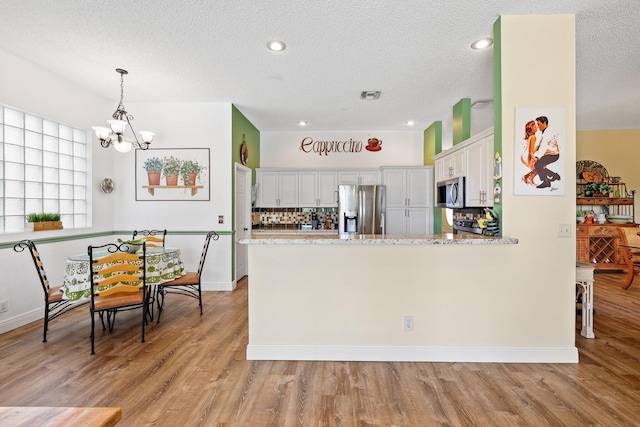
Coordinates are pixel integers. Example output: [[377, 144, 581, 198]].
[[92, 68, 154, 153]]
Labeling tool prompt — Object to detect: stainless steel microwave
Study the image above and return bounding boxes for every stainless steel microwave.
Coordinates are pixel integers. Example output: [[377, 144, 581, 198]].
[[436, 176, 465, 208]]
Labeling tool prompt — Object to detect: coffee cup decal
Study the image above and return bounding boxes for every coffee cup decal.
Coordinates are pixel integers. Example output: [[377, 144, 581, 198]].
[[366, 138, 382, 152]]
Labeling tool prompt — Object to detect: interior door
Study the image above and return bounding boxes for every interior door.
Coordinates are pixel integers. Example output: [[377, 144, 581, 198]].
[[235, 164, 251, 280]]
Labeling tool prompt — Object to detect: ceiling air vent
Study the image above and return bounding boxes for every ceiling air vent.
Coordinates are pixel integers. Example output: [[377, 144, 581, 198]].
[[360, 91, 381, 100]]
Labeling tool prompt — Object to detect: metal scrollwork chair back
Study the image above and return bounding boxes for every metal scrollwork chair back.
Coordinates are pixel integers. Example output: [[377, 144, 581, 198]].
[[13, 239, 84, 342], [156, 231, 219, 322], [88, 241, 150, 355], [132, 229, 167, 247]]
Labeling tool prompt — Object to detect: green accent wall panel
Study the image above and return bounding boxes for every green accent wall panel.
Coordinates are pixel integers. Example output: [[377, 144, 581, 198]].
[[492, 18, 503, 232], [232, 105, 260, 184], [452, 98, 471, 145], [425, 121, 443, 234]]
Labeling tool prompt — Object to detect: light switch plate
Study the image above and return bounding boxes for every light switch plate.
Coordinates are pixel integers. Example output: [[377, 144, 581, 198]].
[[557, 223, 571, 237]]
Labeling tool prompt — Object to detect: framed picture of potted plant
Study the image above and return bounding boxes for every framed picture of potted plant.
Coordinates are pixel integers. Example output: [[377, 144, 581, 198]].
[[135, 148, 210, 201]]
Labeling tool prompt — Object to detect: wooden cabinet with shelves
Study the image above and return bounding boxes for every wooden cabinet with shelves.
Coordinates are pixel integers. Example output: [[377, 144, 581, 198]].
[[576, 224, 635, 270], [576, 181, 635, 219]]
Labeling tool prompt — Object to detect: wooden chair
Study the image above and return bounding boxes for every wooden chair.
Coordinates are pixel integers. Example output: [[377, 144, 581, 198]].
[[156, 231, 219, 322], [88, 242, 150, 355], [132, 229, 167, 247], [13, 240, 84, 342], [618, 226, 640, 289]]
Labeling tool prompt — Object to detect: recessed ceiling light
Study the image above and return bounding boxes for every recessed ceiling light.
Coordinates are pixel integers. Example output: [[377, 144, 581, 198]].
[[267, 40, 286, 52], [471, 38, 493, 50], [404, 120, 415, 126], [297, 121, 308, 126]]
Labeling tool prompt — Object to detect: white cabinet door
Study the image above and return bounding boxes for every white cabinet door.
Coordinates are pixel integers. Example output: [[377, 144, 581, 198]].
[[256, 170, 298, 207], [318, 171, 338, 207], [465, 135, 493, 207], [383, 167, 433, 235], [256, 170, 279, 207], [385, 207, 432, 235], [359, 169, 382, 185], [406, 207, 431, 235], [299, 171, 337, 207], [339, 169, 381, 185], [279, 171, 299, 207], [383, 169, 407, 208], [452, 150, 466, 177], [385, 207, 406, 235], [298, 171, 318, 206], [406, 168, 431, 208], [338, 171, 359, 185]]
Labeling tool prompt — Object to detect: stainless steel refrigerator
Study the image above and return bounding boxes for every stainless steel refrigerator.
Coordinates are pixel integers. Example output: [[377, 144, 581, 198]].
[[338, 185, 386, 235]]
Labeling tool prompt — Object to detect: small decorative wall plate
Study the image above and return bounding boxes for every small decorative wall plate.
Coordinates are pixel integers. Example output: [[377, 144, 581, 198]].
[[100, 178, 115, 194]]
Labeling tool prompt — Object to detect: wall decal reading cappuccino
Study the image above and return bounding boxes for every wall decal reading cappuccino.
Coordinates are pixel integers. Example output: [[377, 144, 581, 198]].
[[299, 137, 365, 156]]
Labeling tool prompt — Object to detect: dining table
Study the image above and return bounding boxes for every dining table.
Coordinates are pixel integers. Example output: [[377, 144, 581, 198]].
[[62, 247, 185, 302]]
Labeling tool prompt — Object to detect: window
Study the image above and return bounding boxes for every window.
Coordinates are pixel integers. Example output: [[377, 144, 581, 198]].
[[0, 104, 88, 233]]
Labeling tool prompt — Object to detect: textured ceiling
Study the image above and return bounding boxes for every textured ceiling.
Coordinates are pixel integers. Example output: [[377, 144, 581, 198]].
[[0, 0, 638, 132]]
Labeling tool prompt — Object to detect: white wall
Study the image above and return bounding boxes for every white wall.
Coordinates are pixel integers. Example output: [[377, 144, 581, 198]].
[[112, 101, 235, 290], [498, 15, 577, 347], [260, 131, 423, 168], [0, 51, 237, 335], [0, 49, 115, 332]]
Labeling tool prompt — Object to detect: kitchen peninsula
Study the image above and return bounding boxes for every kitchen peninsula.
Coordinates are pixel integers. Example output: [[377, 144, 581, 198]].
[[235, 233, 553, 364]]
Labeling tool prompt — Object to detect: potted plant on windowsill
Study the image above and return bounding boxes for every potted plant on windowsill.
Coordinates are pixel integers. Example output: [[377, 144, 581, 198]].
[[180, 160, 206, 186], [142, 156, 163, 186], [26, 212, 63, 231], [162, 156, 182, 186]]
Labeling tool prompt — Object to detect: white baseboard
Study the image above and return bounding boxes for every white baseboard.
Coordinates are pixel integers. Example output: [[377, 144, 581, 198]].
[[202, 280, 236, 292], [246, 344, 580, 363], [0, 308, 42, 335]]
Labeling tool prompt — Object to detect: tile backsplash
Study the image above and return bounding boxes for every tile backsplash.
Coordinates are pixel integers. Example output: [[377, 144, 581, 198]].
[[252, 207, 338, 230]]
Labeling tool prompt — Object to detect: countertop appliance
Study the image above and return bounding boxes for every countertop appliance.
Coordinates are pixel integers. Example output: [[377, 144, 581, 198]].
[[339, 185, 386, 235], [453, 219, 484, 235], [436, 176, 465, 209]]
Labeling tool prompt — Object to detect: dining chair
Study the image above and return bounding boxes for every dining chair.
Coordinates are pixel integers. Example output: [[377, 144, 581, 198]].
[[156, 231, 219, 322], [619, 227, 640, 289], [132, 229, 167, 247], [13, 239, 84, 342], [88, 241, 150, 355]]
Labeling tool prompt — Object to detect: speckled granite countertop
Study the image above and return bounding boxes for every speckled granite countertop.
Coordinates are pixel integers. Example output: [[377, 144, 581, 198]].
[[239, 233, 518, 245]]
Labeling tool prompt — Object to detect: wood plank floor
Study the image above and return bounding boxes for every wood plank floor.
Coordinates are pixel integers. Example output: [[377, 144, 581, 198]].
[[1, 274, 640, 426]]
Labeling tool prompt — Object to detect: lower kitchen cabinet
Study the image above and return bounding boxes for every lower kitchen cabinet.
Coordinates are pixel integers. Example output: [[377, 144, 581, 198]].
[[386, 207, 432, 235]]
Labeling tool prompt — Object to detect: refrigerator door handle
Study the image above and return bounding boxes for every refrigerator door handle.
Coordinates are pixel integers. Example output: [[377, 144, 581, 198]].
[[358, 190, 365, 234]]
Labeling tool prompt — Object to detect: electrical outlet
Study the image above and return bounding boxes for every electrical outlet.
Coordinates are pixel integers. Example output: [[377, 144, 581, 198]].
[[218, 215, 224, 224], [0, 300, 8, 313], [404, 315, 414, 332]]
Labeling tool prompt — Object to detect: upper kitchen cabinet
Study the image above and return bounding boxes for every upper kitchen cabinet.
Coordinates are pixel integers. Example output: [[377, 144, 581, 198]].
[[435, 149, 465, 182], [256, 169, 299, 207], [299, 170, 338, 207], [465, 130, 494, 207], [433, 127, 494, 207], [338, 169, 381, 185]]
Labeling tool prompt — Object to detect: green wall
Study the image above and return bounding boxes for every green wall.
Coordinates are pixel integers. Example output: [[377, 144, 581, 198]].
[[452, 98, 471, 145], [492, 18, 503, 232], [232, 105, 260, 184], [425, 121, 443, 233]]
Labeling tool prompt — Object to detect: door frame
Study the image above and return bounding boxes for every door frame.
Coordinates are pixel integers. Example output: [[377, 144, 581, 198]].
[[235, 163, 252, 280]]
